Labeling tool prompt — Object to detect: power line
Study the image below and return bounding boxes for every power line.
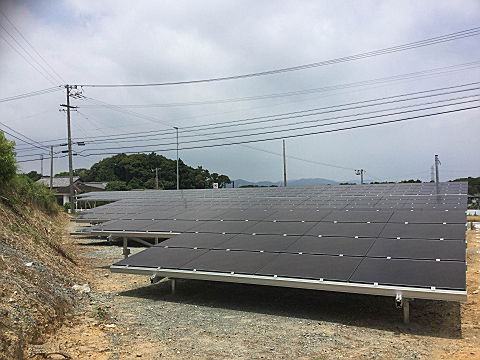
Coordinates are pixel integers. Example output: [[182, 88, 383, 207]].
[[0, 87, 61, 103], [0, 9, 67, 84], [81, 81, 480, 141], [79, 88, 480, 145], [0, 32, 59, 87], [75, 27, 480, 87], [78, 61, 480, 108], [0, 22, 61, 85], [75, 104, 480, 156], [71, 61, 480, 135], [0, 128, 50, 151], [74, 97, 480, 152], [0, 120, 49, 150], [66, 81, 480, 144], [15, 81, 480, 150]]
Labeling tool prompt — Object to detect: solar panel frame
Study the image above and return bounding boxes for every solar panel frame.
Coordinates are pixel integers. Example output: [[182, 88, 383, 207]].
[[72, 183, 468, 302]]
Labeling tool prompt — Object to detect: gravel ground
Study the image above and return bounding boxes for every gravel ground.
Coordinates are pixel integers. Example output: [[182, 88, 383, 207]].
[[31, 222, 480, 359]]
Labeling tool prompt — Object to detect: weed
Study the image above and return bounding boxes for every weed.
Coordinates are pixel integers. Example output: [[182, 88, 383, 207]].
[[7, 225, 19, 233], [89, 306, 108, 320]]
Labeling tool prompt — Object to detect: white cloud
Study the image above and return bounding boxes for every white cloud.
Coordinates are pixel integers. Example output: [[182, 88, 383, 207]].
[[1, 0, 479, 182]]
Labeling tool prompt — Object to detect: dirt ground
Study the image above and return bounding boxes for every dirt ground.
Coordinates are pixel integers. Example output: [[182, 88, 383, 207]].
[[28, 223, 480, 359]]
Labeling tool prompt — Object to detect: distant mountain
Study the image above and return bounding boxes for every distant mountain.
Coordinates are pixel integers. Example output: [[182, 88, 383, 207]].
[[230, 178, 340, 188]]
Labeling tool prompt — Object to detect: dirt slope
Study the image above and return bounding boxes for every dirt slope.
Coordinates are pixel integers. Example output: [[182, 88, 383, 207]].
[[0, 202, 85, 360], [28, 224, 480, 359]]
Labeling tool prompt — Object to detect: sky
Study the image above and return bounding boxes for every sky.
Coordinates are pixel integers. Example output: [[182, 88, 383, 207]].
[[1, 0, 479, 184]]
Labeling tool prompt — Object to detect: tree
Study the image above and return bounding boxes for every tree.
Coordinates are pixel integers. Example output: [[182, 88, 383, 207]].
[[399, 179, 422, 183], [0, 131, 16, 186], [26, 170, 42, 182], [217, 174, 231, 188], [105, 181, 130, 191], [72, 152, 231, 190], [128, 177, 142, 189], [55, 168, 90, 178]]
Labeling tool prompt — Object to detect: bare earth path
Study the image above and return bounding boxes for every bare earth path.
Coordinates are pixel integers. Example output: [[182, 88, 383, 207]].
[[29, 223, 480, 359]]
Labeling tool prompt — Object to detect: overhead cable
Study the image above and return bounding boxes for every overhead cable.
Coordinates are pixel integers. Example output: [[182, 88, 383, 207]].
[[75, 27, 480, 87]]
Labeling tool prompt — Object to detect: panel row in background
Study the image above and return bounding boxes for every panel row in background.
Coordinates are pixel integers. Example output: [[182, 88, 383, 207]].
[[77, 182, 468, 202], [76, 212, 466, 240], [74, 194, 467, 222], [75, 209, 466, 224], [152, 232, 466, 261], [113, 236, 466, 291]]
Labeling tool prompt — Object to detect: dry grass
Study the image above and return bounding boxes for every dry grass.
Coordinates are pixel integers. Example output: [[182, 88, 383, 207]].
[[0, 201, 85, 360]]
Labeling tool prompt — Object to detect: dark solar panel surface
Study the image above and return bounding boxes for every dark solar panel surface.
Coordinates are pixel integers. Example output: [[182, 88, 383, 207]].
[[284, 236, 375, 256], [179, 250, 278, 274], [366, 238, 466, 261], [115, 247, 207, 269], [158, 233, 234, 249], [256, 253, 362, 282], [75, 183, 468, 292], [350, 258, 466, 290], [214, 234, 299, 252]]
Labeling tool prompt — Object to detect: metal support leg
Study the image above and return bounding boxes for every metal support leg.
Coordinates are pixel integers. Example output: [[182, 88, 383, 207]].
[[403, 299, 410, 325], [155, 237, 159, 245], [123, 237, 130, 258], [171, 278, 176, 294]]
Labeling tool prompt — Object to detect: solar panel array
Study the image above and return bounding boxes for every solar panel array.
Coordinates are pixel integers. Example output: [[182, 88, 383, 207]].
[[73, 183, 468, 299]]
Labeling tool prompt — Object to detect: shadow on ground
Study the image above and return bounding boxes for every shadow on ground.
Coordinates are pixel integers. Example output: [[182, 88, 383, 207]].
[[117, 277, 462, 340]]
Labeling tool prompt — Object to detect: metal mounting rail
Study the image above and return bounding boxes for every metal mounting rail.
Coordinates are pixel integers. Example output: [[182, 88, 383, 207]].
[[110, 265, 467, 302]]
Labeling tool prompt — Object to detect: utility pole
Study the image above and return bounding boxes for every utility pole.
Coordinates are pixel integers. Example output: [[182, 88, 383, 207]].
[[49, 146, 53, 190], [152, 168, 159, 189], [355, 169, 364, 184], [174, 127, 179, 190], [60, 85, 75, 214], [430, 165, 435, 183], [283, 140, 287, 187], [40, 154, 43, 176], [435, 154, 441, 194]]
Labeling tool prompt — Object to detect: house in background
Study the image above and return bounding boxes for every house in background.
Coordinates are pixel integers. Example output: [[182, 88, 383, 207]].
[[36, 176, 107, 206]]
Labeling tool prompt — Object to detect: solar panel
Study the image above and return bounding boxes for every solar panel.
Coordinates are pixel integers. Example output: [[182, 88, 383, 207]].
[[255, 253, 362, 282], [245, 221, 316, 236], [214, 234, 299, 252], [378, 223, 465, 240], [350, 258, 466, 290], [366, 238, 466, 261], [215, 209, 278, 221], [284, 236, 375, 256], [321, 211, 393, 223], [179, 249, 278, 274], [187, 220, 258, 234], [388, 211, 466, 224], [305, 222, 385, 238], [73, 183, 468, 303], [142, 220, 203, 233], [157, 233, 234, 249], [263, 210, 332, 222], [115, 247, 207, 269]]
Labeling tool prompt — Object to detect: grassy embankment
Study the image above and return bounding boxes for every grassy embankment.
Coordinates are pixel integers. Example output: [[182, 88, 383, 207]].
[[0, 175, 84, 360]]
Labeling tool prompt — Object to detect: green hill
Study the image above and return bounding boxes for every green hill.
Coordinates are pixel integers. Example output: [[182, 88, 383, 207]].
[[57, 153, 231, 190]]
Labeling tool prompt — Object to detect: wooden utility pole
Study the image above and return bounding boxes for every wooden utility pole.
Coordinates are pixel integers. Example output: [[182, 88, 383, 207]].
[[435, 154, 441, 194], [60, 85, 76, 214], [49, 145, 53, 190], [356, 169, 364, 184], [175, 127, 179, 190], [283, 140, 287, 187]]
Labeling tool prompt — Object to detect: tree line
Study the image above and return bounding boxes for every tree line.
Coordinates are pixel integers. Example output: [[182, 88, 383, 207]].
[[54, 152, 231, 190]]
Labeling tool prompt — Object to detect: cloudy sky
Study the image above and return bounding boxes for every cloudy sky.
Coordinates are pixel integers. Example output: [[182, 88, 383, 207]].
[[1, 0, 479, 183]]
